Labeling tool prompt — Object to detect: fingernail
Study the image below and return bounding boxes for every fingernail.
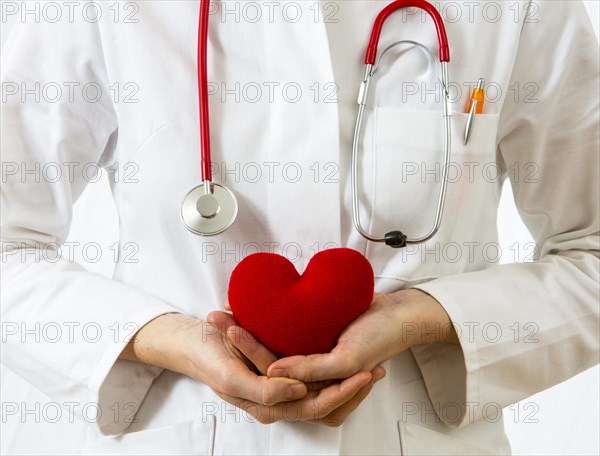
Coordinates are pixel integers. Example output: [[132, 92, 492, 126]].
[[270, 368, 288, 378], [287, 383, 305, 399]]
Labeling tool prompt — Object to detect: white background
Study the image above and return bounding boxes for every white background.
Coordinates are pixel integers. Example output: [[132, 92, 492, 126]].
[[1, 1, 599, 454]]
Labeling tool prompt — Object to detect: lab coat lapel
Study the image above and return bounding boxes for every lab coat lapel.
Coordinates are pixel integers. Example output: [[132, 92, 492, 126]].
[[262, 1, 342, 273]]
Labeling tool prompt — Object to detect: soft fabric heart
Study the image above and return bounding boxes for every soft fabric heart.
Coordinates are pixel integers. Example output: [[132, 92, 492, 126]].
[[228, 248, 374, 356]]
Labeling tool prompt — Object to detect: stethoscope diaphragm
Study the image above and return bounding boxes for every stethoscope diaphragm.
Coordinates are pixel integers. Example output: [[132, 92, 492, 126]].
[[181, 182, 238, 236]]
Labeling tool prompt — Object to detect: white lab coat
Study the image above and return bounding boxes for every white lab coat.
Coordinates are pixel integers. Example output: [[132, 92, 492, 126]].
[[1, 1, 598, 454]]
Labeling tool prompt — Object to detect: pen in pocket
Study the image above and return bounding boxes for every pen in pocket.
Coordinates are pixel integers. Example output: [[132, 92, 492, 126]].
[[464, 78, 485, 145]]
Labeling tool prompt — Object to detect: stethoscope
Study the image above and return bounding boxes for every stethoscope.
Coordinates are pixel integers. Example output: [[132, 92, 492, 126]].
[[182, 0, 452, 248]]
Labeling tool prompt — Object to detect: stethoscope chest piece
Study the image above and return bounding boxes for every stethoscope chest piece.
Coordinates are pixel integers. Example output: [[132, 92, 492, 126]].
[[186, 0, 451, 243], [181, 182, 238, 235]]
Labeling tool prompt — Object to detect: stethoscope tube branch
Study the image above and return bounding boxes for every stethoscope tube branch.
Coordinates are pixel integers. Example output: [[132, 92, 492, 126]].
[[365, 0, 450, 65], [198, 0, 212, 184], [350, 61, 452, 248]]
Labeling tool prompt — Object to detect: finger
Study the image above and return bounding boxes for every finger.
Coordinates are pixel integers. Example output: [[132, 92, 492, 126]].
[[227, 325, 277, 375], [224, 300, 232, 311], [305, 379, 338, 391], [206, 310, 236, 331], [268, 352, 358, 383], [311, 382, 375, 427], [310, 377, 376, 426], [204, 315, 257, 373], [221, 370, 372, 424], [220, 365, 308, 406], [207, 313, 270, 374], [371, 365, 387, 381], [303, 370, 372, 420], [305, 366, 386, 427]]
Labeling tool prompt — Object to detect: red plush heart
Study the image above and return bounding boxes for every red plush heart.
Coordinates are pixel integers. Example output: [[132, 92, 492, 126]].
[[227, 248, 374, 356]]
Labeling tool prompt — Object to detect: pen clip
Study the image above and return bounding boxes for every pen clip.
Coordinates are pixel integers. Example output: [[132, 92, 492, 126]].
[[464, 100, 478, 145]]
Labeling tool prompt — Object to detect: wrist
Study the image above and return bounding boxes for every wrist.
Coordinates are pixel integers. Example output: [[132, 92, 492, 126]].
[[120, 312, 193, 372], [388, 289, 459, 348]]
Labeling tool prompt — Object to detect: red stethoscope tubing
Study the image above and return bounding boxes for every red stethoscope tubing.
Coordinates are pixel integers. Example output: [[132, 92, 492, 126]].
[[196, 0, 449, 183], [198, 0, 212, 182], [365, 0, 450, 64]]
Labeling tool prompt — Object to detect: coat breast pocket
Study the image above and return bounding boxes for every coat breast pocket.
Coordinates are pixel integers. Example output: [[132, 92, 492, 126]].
[[365, 107, 501, 284], [81, 415, 216, 455]]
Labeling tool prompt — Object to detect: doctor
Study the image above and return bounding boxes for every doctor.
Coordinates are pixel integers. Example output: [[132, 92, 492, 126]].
[[1, 0, 598, 455]]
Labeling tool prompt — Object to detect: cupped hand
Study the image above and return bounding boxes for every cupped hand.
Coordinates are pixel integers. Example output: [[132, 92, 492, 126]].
[[121, 310, 384, 426], [121, 312, 307, 416], [266, 289, 457, 384], [214, 309, 386, 426]]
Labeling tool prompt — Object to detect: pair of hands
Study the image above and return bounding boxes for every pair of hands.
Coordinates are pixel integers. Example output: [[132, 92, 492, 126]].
[[121, 289, 457, 427]]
